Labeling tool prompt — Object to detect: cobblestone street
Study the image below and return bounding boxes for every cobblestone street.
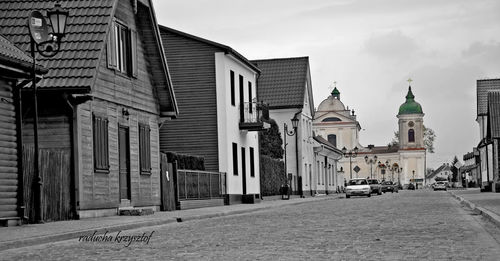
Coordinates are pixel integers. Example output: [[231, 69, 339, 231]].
[[2, 190, 500, 260]]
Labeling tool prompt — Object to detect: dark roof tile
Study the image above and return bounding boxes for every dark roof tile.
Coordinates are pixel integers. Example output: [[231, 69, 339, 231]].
[[477, 79, 500, 115], [252, 57, 309, 108], [488, 91, 500, 138], [0, 0, 114, 91]]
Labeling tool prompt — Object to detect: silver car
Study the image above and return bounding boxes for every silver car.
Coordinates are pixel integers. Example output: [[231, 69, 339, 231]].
[[346, 178, 371, 198]]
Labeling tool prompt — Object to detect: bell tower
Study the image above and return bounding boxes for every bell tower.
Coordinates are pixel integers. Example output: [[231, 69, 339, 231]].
[[397, 81, 425, 150]]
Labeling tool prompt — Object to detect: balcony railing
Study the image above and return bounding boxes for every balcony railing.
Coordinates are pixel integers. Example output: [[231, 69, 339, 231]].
[[239, 101, 270, 131]]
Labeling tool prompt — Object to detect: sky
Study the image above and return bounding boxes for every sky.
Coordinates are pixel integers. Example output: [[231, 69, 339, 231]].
[[151, 0, 500, 169]]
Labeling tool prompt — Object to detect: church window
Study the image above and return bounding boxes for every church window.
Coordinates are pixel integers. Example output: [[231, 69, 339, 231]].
[[327, 134, 337, 147], [322, 117, 341, 122], [408, 129, 415, 143]]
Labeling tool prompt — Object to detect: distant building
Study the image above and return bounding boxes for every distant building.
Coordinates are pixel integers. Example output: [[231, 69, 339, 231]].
[[426, 163, 452, 184], [461, 150, 480, 188], [313, 84, 426, 188], [476, 79, 500, 191]]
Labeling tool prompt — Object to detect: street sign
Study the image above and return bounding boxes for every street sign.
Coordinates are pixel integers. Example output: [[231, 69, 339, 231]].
[[353, 166, 360, 173], [28, 11, 50, 44]]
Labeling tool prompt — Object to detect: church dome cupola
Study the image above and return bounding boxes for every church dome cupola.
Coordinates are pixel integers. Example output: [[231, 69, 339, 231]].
[[398, 86, 423, 115], [331, 87, 340, 100]]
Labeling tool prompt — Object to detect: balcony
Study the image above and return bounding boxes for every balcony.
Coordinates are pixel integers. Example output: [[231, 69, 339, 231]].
[[239, 102, 270, 131]]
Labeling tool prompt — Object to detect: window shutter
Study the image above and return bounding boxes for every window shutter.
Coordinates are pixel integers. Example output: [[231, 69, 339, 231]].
[[107, 23, 117, 69], [130, 28, 138, 78]]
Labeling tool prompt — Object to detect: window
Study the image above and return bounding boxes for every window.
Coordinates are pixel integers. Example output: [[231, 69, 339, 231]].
[[93, 114, 109, 172], [239, 75, 244, 121], [408, 129, 415, 143], [250, 147, 255, 177], [241, 147, 246, 178], [107, 20, 137, 77], [230, 71, 235, 106], [322, 117, 342, 122], [139, 123, 151, 174], [232, 143, 238, 175], [248, 81, 253, 113], [327, 134, 337, 147]]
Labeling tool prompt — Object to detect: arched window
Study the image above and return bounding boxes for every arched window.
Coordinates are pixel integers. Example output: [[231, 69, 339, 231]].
[[408, 129, 415, 143], [327, 134, 337, 147], [322, 117, 342, 122]]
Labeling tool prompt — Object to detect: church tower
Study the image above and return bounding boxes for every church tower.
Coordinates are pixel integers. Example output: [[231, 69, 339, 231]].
[[397, 85, 425, 149]]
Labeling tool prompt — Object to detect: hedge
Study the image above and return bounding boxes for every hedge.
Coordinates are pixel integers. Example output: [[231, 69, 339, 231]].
[[260, 155, 286, 196], [164, 151, 205, 171]]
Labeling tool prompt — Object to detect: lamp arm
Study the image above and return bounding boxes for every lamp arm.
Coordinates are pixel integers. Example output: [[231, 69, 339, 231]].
[[35, 37, 61, 57]]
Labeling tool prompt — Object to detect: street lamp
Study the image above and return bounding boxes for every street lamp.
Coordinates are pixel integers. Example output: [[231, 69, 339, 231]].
[[412, 170, 416, 189], [283, 115, 299, 199], [27, 3, 69, 223], [341, 146, 359, 180], [364, 155, 377, 179], [378, 161, 389, 181]]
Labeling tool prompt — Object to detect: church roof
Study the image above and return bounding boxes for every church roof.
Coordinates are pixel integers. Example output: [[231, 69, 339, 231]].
[[331, 87, 340, 96], [252, 57, 312, 110], [398, 86, 423, 115]]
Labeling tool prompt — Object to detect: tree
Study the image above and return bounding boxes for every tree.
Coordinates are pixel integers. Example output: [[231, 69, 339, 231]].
[[450, 156, 459, 183], [259, 119, 283, 159], [388, 125, 436, 153]]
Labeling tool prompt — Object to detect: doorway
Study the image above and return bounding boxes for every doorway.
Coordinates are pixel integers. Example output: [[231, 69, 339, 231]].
[[118, 126, 131, 201]]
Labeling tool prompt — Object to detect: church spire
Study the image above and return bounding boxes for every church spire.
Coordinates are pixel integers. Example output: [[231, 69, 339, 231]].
[[331, 81, 340, 100]]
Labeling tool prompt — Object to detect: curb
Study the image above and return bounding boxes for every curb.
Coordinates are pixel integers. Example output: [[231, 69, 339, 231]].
[[0, 195, 338, 251], [449, 192, 500, 229]]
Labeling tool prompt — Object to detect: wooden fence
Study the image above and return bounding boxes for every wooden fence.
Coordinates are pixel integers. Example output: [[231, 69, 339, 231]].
[[177, 169, 226, 200], [23, 145, 72, 223]]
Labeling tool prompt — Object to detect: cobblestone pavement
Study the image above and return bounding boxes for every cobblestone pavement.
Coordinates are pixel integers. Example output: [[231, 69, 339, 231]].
[[2, 190, 500, 260]]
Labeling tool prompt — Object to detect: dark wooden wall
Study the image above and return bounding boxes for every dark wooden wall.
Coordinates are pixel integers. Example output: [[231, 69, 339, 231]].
[[78, 0, 162, 210], [159, 28, 220, 172], [0, 80, 18, 220]]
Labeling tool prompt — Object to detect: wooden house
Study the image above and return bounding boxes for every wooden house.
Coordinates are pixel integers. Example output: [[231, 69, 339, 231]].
[[0, 0, 178, 221], [159, 26, 265, 206], [0, 34, 47, 226]]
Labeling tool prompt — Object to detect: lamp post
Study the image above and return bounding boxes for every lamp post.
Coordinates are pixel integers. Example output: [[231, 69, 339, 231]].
[[364, 155, 377, 179], [378, 161, 389, 181], [412, 170, 416, 189], [27, 3, 69, 223], [283, 115, 299, 199], [341, 146, 359, 180]]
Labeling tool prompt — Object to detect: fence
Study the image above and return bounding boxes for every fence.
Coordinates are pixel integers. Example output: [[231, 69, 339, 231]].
[[177, 169, 226, 200]]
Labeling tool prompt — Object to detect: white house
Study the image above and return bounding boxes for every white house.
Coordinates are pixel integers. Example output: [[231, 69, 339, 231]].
[[252, 57, 315, 196]]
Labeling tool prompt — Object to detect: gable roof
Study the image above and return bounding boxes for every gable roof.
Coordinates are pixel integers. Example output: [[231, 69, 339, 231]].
[[477, 79, 500, 116], [313, 135, 342, 154], [427, 163, 451, 179], [158, 25, 260, 74], [0, 34, 46, 75], [252, 57, 313, 112], [488, 91, 500, 138], [0, 0, 178, 115], [0, 0, 116, 93]]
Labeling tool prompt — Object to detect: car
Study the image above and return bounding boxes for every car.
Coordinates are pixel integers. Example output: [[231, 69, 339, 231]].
[[407, 183, 415, 190], [367, 179, 382, 195], [345, 178, 371, 198], [381, 181, 398, 193], [433, 181, 447, 191]]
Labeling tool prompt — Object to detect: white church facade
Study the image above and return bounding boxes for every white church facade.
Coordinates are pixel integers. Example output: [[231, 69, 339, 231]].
[[313, 85, 426, 188]]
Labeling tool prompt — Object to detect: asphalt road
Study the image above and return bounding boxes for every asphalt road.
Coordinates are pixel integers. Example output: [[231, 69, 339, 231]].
[[2, 190, 500, 260]]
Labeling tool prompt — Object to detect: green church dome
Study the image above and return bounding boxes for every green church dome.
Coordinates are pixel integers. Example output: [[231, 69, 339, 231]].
[[398, 87, 423, 115]]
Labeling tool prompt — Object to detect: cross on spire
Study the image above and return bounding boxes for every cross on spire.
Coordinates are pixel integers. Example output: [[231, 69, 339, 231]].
[[407, 78, 413, 86]]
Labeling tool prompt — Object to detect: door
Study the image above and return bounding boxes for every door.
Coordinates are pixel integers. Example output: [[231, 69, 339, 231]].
[[241, 147, 246, 195], [119, 126, 130, 200]]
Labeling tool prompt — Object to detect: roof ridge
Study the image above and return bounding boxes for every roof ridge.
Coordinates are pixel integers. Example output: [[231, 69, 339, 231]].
[[251, 56, 309, 62]]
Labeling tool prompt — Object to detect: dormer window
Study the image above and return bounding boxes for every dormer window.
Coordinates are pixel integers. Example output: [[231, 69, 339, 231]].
[[107, 20, 137, 77]]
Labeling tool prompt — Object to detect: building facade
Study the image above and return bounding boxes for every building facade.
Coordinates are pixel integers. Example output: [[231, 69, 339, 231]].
[[313, 85, 426, 188], [159, 26, 263, 204], [252, 57, 315, 196]]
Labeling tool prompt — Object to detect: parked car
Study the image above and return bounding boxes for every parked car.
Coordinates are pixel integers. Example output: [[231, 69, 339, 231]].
[[345, 178, 371, 198], [433, 181, 447, 191], [381, 181, 398, 193], [367, 179, 382, 195], [407, 183, 415, 190]]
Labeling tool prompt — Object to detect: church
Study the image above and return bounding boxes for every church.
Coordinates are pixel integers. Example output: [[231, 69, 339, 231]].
[[313, 84, 426, 188]]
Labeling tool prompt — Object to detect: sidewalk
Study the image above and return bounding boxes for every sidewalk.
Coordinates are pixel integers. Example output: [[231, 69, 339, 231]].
[[449, 188, 500, 229], [0, 194, 341, 251]]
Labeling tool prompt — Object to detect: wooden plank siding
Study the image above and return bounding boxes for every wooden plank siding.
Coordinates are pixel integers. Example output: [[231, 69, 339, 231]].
[[78, 0, 161, 210], [0, 80, 18, 219], [159, 29, 220, 172]]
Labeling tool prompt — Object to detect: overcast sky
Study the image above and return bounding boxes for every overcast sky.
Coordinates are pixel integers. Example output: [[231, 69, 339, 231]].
[[152, 0, 500, 169]]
